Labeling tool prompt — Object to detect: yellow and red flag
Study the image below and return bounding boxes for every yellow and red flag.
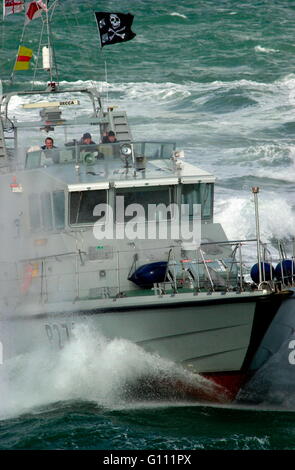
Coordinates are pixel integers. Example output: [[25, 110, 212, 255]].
[[13, 46, 33, 71]]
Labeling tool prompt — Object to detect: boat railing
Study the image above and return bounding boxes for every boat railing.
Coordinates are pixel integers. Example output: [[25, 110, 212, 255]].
[[0, 238, 290, 307], [157, 238, 295, 295]]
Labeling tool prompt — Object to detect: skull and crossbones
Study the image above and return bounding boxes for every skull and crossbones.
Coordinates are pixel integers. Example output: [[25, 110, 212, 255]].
[[110, 14, 120, 28], [108, 14, 126, 40]]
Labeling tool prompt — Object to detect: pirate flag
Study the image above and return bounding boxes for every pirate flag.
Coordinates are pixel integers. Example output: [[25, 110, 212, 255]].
[[95, 12, 136, 47]]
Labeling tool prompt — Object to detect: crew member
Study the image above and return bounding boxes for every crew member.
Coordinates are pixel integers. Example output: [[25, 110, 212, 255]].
[[79, 132, 96, 145], [102, 130, 117, 143], [41, 137, 56, 150], [41, 137, 59, 164]]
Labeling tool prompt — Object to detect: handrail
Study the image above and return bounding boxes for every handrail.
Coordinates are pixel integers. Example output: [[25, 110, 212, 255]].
[[198, 248, 215, 291], [2, 237, 294, 306]]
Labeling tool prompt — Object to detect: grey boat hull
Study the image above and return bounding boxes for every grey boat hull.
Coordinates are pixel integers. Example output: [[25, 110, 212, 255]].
[[0, 290, 282, 376]]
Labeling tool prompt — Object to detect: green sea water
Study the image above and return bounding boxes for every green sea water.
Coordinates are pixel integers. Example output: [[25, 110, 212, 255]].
[[2, 401, 295, 450], [1, 0, 295, 451]]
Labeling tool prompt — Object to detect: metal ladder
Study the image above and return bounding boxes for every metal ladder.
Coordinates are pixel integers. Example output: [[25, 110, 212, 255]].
[[108, 110, 132, 142], [0, 118, 8, 160]]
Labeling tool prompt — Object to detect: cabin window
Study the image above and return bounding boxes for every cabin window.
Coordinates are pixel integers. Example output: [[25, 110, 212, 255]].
[[181, 183, 213, 220], [29, 194, 41, 230], [29, 191, 65, 231], [53, 191, 65, 229], [41, 192, 53, 231], [25, 150, 41, 169], [115, 186, 175, 222], [133, 142, 176, 159], [200, 183, 213, 218], [69, 190, 107, 225]]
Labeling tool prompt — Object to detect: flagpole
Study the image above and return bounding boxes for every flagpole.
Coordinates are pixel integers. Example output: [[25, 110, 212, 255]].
[[104, 60, 109, 106], [45, 3, 53, 83], [2, 2, 5, 66], [10, 47, 19, 83], [94, 11, 103, 50], [48, 0, 60, 86], [94, 12, 107, 103], [10, 19, 27, 84], [32, 17, 45, 88]]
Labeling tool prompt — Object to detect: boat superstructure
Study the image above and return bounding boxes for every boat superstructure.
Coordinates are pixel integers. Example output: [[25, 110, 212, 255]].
[[0, 83, 293, 397], [1, 3, 295, 402]]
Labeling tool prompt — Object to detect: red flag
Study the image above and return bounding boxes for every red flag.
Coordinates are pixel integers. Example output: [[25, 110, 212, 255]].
[[25, 1, 45, 24]]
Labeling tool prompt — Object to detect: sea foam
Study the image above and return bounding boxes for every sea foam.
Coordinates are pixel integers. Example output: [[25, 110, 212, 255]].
[[0, 324, 222, 420], [215, 192, 295, 245]]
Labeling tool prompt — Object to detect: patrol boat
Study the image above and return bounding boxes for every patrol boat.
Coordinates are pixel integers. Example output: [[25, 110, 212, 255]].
[[0, 3, 294, 402]]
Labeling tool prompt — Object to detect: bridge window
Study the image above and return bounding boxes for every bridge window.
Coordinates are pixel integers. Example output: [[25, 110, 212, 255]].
[[41, 192, 53, 231], [69, 190, 107, 225], [29, 191, 65, 231], [53, 191, 65, 229], [29, 194, 41, 231], [181, 183, 213, 220], [115, 186, 175, 222]]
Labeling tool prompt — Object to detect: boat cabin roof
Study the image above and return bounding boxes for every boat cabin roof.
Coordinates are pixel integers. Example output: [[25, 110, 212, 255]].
[[24, 142, 215, 189]]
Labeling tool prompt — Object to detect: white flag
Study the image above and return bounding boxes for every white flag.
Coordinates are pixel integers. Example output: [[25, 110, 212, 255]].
[[36, 0, 47, 11], [3, 0, 24, 17]]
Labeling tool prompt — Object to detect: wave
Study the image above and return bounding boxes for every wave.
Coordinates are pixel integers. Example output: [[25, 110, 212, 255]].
[[198, 92, 257, 114], [5, 74, 292, 108], [243, 143, 295, 166], [256, 165, 295, 184], [215, 192, 295, 244], [255, 45, 279, 54], [170, 12, 188, 19], [107, 75, 295, 119], [0, 325, 222, 420]]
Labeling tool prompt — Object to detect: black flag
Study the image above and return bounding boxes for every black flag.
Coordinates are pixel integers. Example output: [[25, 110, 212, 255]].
[[95, 12, 136, 47]]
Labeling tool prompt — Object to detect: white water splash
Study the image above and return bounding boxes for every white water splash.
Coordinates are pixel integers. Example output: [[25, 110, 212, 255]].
[[170, 12, 188, 19], [215, 192, 295, 244], [255, 45, 279, 53], [0, 324, 222, 420]]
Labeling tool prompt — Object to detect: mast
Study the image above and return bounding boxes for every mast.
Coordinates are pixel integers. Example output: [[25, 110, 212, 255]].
[[32, 0, 60, 90], [9, 0, 60, 90]]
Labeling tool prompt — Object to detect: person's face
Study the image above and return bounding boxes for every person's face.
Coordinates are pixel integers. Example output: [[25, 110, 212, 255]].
[[83, 137, 91, 145], [45, 139, 53, 149], [108, 135, 116, 142]]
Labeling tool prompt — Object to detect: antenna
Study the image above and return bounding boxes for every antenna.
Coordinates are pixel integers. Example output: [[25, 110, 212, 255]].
[[104, 60, 109, 106]]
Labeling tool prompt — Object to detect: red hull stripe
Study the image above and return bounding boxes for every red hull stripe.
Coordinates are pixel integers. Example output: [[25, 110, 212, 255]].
[[17, 55, 31, 62], [202, 372, 248, 400]]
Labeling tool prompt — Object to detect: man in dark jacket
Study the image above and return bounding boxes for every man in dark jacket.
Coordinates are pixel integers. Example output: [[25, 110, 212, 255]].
[[102, 130, 117, 143], [79, 132, 96, 145]]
